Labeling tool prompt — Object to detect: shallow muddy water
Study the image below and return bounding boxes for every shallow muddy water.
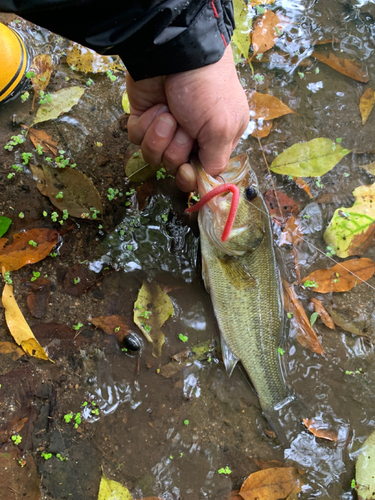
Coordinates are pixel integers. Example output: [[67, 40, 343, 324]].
[[1, 1, 375, 499]]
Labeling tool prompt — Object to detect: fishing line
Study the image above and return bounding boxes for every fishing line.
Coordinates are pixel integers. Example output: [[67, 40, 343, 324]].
[[247, 200, 375, 293]]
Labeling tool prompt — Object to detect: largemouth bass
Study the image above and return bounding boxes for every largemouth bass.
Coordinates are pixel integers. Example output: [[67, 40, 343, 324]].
[[188, 153, 291, 414]]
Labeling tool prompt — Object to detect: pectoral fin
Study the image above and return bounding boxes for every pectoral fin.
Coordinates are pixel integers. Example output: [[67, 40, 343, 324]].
[[201, 253, 210, 293], [218, 255, 256, 290], [221, 335, 239, 376]]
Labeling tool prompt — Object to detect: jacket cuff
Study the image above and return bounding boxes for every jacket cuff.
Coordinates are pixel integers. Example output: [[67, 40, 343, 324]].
[[121, 0, 234, 81]]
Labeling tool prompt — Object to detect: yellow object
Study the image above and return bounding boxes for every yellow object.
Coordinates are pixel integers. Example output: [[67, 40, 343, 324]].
[[0, 22, 28, 103]]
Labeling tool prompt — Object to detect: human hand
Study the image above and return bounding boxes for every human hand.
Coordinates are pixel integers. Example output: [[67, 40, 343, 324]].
[[127, 44, 249, 192]]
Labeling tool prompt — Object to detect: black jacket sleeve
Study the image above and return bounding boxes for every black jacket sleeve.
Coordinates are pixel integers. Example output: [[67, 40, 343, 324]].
[[0, 0, 235, 80]]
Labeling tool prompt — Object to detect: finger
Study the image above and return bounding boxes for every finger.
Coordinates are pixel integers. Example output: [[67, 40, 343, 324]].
[[176, 163, 198, 192], [162, 127, 194, 175], [141, 112, 177, 166], [128, 104, 169, 145]]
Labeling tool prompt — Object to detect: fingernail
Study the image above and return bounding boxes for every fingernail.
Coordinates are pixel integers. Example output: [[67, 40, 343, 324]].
[[156, 116, 174, 137], [175, 128, 190, 146]]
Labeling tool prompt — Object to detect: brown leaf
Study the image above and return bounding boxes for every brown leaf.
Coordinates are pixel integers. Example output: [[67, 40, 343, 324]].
[[263, 190, 299, 225], [239, 467, 303, 500], [30, 54, 53, 110], [252, 10, 288, 56], [136, 182, 154, 211], [282, 280, 324, 355], [359, 88, 375, 125], [0, 445, 41, 499], [31, 323, 92, 358], [303, 258, 375, 293], [63, 263, 97, 297], [0, 229, 59, 272], [293, 177, 313, 198], [251, 119, 273, 138], [252, 458, 287, 470], [279, 215, 303, 247], [29, 128, 58, 155], [91, 315, 130, 342], [26, 277, 51, 318], [312, 51, 369, 83], [0, 341, 24, 360], [248, 91, 295, 120], [303, 417, 338, 441], [0, 416, 28, 443], [310, 298, 335, 330]]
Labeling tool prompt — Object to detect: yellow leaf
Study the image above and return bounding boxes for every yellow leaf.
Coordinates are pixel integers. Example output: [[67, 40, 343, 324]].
[[30, 54, 53, 94], [232, 0, 252, 59], [250, 0, 274, 4], [359, 88, 375, 125], [66, 43, 125, 74], [2, 268, 50, 361], [122, 91, 130, 114], [134, 281, 173, 357], [252, 10, 288, 56], [98, 474, 133, 500], [0, 341, 24, 360]]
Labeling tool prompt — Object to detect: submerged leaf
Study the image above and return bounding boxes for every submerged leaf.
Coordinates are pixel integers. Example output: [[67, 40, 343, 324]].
[[302, 258, 375, 293], [31, 164, 103, 219], [359, 88, 375, 125], [263, 190, 299, 225], [252, 10, 288, 57], [279, 215, 303, 247], [66, 43, 125, 73], [122, 91, 130, 113], [310, 298, 335, 330], [125, 148, 162, 182], [98, 474, 133, 500], [0, 229, 58, 272], [32, 86, 85, 126], [29, 128, 58, 155], [282, 280, 324, 355], [270, 138, 351, 177], [303, 417, 338, 441], [0, 341, 24, 360], [2, 270, 50, 361], [251, 119, 273, 138], [324, 183, 375, 257], [356, 429, 375, 500], [0, 217, 12, 238], [134, 281, 173, 357], [248, 91, 295, 120], [30, 54, 53, 95], [293, 177, 313, 198], [360, 161, 375, 176], [91, 315, 130, 342], [239, 467, 303, 500], [232, 0, 252, 59], [312, 51, 369, 83]]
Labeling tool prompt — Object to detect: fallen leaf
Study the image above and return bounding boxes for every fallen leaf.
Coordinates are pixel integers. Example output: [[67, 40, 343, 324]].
[[310, 298, 335, 330], [30, 54, 53, 108], [0, 415, 28, 443], [239, 467, 303, 500], [29, 128, 58, 155], [136, 182, 154, 211], [303, 417, 338, 441], [26, 278, 51, 318], [66, 43, 125, 73], [324, 183, 375, 257], [0, 445, 41, 500], [312, 51, 369, 83], [251, 119, 273, 138], [30, 163, 103, 219], [160, 341, 212, 378], [232, 0, 252, 59], [0, 228, 58, 272], [270, 138, 351, 177], [252, 49, 313, 67], [2, 270, 50, 361], [252, 458, 287, 470], [302, 258, 375, 293], [32, 86, 85, 126], [248, 90, 295, 120], [356, 428, 375, 499], [125, 148, 162, 182], [0, 216, 11, 238], [134, 281, 173, 357], [293, 177, 313, 198], [122, 91, 130, 113], [252, 10, 288, 57], [0, 341, 24, 360], [279, 215, 303, 247], [63, 263, 97, 296], [359, 88, 375, 125], [91, 315, 130, 342], [250, 0, 275, 4], [263, 190, 299, 225], [98, 473, 133, 500], [31, 323, 92, 358], [282, 280, 324, 355]]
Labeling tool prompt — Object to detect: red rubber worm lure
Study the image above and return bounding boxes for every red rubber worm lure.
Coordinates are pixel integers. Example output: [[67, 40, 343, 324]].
[[185, 184, 240, 242]]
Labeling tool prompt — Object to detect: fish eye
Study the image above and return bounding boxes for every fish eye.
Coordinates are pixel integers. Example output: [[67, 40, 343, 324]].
[[245, 186, 257, 201]]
